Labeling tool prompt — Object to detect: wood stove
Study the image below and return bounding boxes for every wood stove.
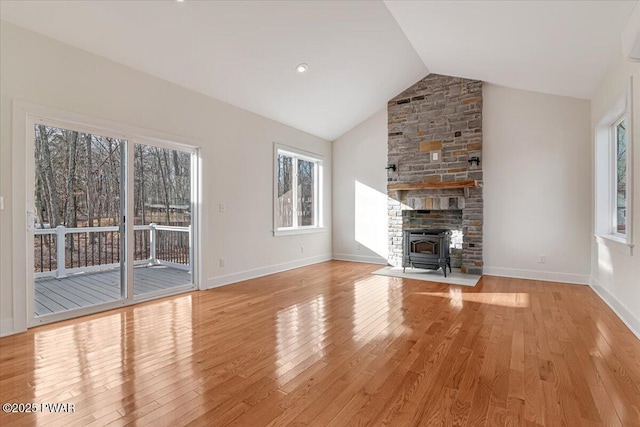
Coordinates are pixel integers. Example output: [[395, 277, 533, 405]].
[[403, 229, 452, 277]]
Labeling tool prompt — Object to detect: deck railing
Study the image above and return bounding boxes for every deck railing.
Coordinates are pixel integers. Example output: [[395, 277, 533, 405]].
[[34, 224, 191, 278]]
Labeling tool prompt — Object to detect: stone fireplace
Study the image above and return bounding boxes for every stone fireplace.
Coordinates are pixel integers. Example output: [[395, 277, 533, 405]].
[[387, 74, 483, 275]]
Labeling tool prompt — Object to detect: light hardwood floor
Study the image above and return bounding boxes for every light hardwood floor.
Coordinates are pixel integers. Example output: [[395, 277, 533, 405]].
[[1, 260, 639, 426]]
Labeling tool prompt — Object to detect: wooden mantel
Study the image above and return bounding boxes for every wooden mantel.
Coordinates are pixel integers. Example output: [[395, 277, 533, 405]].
[[388, 179, 478, 198]]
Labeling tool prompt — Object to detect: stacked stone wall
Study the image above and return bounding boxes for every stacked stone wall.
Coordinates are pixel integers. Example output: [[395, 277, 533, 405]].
[[387, 74, 483, 274]]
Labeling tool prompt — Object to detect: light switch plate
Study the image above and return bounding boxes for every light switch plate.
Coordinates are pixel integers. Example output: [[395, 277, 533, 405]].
[[432, 152, 439, 161], [0, 196, 4, 210]]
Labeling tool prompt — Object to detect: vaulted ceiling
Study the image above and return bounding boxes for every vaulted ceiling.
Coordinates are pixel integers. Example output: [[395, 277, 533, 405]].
[[1, 1, 636, 140]]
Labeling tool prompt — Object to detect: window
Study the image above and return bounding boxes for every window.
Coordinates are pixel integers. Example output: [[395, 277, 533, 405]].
[[274, 145, 323, 235], [614, 116, 628, 236], [595, 80, 633, 251]]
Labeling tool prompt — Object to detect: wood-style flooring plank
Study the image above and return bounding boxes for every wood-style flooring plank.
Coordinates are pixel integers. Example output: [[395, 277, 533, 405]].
[[1, 261, 639, 426]]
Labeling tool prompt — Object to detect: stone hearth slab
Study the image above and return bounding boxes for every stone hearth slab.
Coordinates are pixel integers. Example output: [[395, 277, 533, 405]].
[[372, 267, 480, 287]]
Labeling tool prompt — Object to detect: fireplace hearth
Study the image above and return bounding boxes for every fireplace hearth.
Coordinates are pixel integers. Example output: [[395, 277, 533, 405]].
[[403, 229, 452, 277]]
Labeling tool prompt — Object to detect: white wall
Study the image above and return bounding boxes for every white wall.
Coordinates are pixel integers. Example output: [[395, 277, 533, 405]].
[[483, 84, 591, 283], [590, 53, 640, 337], [0, 22, 332, 336], [331, 84, 593, 283], [332, 109, 388, 264]]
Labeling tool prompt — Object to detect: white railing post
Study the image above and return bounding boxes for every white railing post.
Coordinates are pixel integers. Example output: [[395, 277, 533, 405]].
[[149, 223, 157, 265], [56, 225, 67, 278]]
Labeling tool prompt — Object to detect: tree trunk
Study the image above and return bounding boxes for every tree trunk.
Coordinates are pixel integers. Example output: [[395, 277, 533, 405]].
[[156, 148, 171, 225], [65, 130, 79, 228], [38, 125, 60, 226], [138, 145, 147, 224], [86, 134, 96, 242], [34, 131, 48, 226], [106, 138, 121, 225]]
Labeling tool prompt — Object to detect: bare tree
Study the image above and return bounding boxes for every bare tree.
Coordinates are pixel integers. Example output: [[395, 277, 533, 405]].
[[36, 125, 60, 226], [64, 130, 79, 228], [155, 147, 171, 225]]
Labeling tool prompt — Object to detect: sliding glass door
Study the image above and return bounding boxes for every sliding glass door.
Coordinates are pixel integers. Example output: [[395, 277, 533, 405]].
[[32, 123, 127, 321], [132, 142, 194, 297], [29, 120, 197, 325]]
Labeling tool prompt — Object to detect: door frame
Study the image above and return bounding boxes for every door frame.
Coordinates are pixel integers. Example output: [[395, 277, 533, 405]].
[[12, 101, 202, 331]]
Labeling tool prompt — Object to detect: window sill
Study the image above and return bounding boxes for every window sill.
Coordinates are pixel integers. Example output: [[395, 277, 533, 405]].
[[595, 234, 634, 256], [273, 227, 326, 237]]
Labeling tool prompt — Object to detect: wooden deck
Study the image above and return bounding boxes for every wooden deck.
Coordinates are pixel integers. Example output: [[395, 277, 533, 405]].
[[34, 265, 192, 317]]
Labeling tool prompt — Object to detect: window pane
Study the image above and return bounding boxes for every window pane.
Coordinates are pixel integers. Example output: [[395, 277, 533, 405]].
[[297, 159, 315, 226], [616, 119, 627, 234], [33, 125, 124, 272], [277, 154, 293, 228], [134, 145, 191, 227]]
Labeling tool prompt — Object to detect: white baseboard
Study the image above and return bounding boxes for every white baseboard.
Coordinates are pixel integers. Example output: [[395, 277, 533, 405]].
[[483, 266, 589, 285], [205, 254, 333, 289], [0, 318, 14, 337], [332, 253, 388, 265], [589, 277, 640, 340]]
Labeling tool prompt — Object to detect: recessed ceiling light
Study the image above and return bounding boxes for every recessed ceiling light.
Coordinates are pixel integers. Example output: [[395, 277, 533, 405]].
[[176, 0, 184, 2], [296, 63, 309, 73]]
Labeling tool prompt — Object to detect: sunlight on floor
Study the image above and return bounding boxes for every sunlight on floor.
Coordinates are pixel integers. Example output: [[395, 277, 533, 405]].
[[415, 291, 531, 308]]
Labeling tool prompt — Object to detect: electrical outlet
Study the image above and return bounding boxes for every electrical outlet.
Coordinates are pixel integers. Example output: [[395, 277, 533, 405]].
[[431, 152, 439, 161], [538, 255, 546, 264], [300, 246, 304, 253], [356, 243, 361, 250], [219, 203, 226, 213], [0, 196, 4, 211], [219, 258, 226, 267]]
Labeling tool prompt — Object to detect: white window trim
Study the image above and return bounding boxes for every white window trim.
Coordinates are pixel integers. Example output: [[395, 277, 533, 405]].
[[595, 77, 634, 256], [273, 143, 325, 236]]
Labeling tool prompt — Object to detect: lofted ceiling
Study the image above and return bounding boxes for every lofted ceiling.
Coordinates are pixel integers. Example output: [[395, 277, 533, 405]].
[[0, 1, 636, 140], [385, 0, 637, 100]]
